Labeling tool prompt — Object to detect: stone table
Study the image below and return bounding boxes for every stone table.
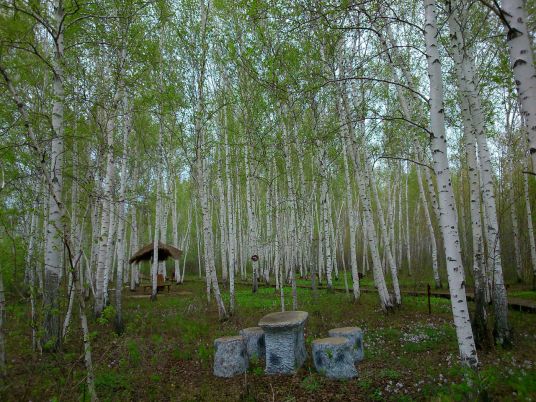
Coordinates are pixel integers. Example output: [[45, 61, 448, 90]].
[[258, 311, 308, 374]]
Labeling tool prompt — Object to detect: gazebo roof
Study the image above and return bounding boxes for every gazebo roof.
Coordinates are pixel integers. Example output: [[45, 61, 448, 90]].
[[129, 242, 182, 264]]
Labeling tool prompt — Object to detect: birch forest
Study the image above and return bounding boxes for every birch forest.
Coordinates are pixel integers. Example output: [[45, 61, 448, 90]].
[[1, 0, 536, 400]]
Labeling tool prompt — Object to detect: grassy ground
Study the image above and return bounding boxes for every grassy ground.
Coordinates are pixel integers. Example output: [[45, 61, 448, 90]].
[[2, 279, 536, 401]]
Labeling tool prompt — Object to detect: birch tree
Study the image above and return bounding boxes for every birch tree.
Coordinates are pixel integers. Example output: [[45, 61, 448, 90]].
[[448, 1, 511, 345], [497, 0, 536, 171], [42, 0, 66, 350], [114, 75, 131, 333], [424, 0, 477, 367], [0, 265, 5, 377], [194, 0, 227, 319]]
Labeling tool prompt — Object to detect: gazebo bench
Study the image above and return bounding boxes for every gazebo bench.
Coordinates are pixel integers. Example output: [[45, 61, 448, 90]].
[[142, 283, 171, 293]]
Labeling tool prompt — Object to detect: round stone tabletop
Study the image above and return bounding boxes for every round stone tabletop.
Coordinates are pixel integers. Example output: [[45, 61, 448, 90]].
[[258, 311, 308, 328]]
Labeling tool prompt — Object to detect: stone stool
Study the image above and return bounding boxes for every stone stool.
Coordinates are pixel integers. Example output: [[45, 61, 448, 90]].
[[213, 335, 248, 377], [239, 327, 265, 360], [312, 337, 357, 380], [328, 327, 364, 362], [258, 311, 308, 374]]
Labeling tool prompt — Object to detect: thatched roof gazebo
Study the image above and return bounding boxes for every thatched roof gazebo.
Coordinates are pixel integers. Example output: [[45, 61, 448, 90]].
[[129, 242, 182, 264]]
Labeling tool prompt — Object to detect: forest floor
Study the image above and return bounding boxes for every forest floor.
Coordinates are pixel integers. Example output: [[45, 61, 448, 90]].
[[2, 277, 536, 401]]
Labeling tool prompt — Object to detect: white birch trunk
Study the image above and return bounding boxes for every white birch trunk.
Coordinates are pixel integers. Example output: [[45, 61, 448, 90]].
[[449, 5, 511, 344], [180, 204, 192, 283], [114, 80, 131, 333], [65, 247, 98, 401], [63, 271, 75, 339], [224, 115, 236, 312], [342, 79, 402, 306], [508, 161, 522, 282], [318, 141, 333, 289], [103, 201, 117, 306], [501, 0, 536, 170], [1, 60, 98, 389], [151, 180, 161, 301], [416, 162, 441, 288], [194, 203, 202, 279], [244, 145, 259, 292], [42, 0, 65, 349], [424, 159, 441, 227], [328, 195, 339, 280], [159, 200, 169, 278], [89, 195, 100, 296], [95, 107, 117, 316], [424, 0, 477, 367], [0, 266, 5, 377], [523, 159, 536, 288], [195, 0, 227, 319], [342, 131, 360, 300], [39, 196, 46, 295], [368, 163, 401, 305], [216, 152, 228, 284], [273, 165, 285, 311], [130, 206, 138, 291], [265, 174, 273, 285], [447, 11, 490, 350], [397, 174, 403, 269], [340, 107, 392, 310], [172, 184, 181, 283], [281, 118, 298, 308], [405, 162, 411, 275], [26, 202, 39, 350]]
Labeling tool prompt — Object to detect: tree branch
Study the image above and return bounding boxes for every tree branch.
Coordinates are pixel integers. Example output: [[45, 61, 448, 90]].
[[375, 155, 433, 170]]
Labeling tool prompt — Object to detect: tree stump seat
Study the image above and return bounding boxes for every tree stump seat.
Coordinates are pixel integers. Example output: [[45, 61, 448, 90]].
[[312, 337, 357, 380], [328, 326, 364, 362], [213, 335, 248, 378], [258, 311, 308, 374], [239, 327, 265, 360]]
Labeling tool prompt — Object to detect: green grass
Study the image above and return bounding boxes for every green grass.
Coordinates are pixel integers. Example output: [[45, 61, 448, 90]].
[[509, 290, 536, 301], [300, 374, 322, 392], [379, 368, 401, 380], [2, 279, 536, 401], [126, 339, 141, 366], [400, 323, 455, 353], [295, 270, 447, 290], [94, 369, 131, 395]]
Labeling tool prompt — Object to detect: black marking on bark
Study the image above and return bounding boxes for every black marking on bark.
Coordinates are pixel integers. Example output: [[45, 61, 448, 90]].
[[513, 59, 527, 68], [507, 28, 522, 40]]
